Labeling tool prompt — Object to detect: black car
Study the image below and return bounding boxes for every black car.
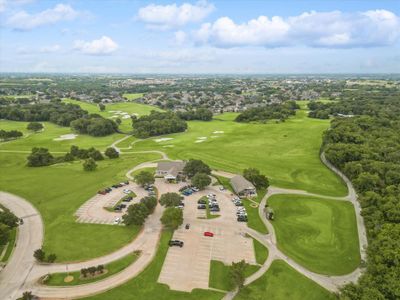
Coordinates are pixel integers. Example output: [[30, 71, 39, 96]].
[[168, 240, 184, 247], [105, 187, 112, 193], [185, 223, 190, 229], [197, 204, 206, 209], [122, 197, 132, 202], [114, 206, 122, 211], [197, 199, 206, 204], [210, 207, 220, 212], [237, 216, 248, 222], [120, 204, 127, 209]]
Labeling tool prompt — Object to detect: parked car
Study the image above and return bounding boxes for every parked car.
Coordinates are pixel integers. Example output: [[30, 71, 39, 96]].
[[168, 240, 184, 247], [114, 217, 121, 224], [197, 199, 206, 204], [198, 204, 206, 209], [204, 231, 214, 237], [192, 187, 199, 192], [120, 204, 127, 209], [123, 189, 132, 194], [237, 216, 248, 222], [98, 190, 107, 195], [210, 207, 220, 212], [185, 223, 190, 229], [105, 187, 112, 193]]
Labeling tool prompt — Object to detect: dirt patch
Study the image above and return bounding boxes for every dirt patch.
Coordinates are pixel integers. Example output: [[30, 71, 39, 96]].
[[64, 275, 74, 283]]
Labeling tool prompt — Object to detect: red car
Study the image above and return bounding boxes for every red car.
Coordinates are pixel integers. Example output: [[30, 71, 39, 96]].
[[204, 231, 214, 237]]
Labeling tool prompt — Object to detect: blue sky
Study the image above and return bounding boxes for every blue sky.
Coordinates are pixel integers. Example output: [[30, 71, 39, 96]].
[[0, 0, 399, 73]]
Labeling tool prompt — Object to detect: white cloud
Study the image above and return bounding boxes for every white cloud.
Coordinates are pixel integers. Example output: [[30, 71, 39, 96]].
[[73, 36, 119, 55], [174, 30, 187, 45], [137, 0, 214, 29], [40, 44, 61, 53], [193, 9, 400, 48], [6, 3, 79, 30]]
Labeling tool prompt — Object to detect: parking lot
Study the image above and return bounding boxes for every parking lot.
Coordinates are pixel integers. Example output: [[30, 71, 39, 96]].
[[74, 182, 148, 225], [158, 184, 256, 292]]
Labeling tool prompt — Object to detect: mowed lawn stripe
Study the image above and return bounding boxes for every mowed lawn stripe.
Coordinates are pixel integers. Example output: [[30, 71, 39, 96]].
[[269, 194, 360, 275]]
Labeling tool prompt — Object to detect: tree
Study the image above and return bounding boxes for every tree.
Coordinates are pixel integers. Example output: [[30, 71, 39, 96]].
[[105, 147, 119, 159], [83, 158, 97, 171], [191, 172, 211, 190], [64, 152, 75, 162], [0, 224, 10, 245], [243, 168, 269, 189], [99, 103, 106, 111], [88, 147, 104, 161], [159, 193, 182, 207], [97, 264, 104, 273], [230, 260, 249, 290], [115, 118, 122, 125], [140, 196, 157, 213], [183, 159, 211, 178], [27, 147, 54, 167], [33, 248, 45, 262], [135, 171, 155, 187], [20, 291, 35, 300], [122, 203, 149, 225], [47, 254, 57, 263], [160, 207, 183, 229], [88, 266, 97, 276], [27, 122, 43, 132], [81, 268, 88, 278]]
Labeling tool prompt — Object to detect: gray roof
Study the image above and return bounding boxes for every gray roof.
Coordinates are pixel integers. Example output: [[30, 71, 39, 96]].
[[230, 175, 256, 194], [157, 161, 186, 177]]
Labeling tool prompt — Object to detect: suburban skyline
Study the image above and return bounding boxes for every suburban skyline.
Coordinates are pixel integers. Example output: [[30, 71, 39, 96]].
[[1, 0, 400, 74]]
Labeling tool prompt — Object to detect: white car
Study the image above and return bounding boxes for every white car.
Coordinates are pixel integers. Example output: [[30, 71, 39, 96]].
[[114, 217, 121, 224], [123, 189, 132, 194]]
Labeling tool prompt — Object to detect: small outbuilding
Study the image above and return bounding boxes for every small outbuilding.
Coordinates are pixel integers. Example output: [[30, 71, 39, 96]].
[[156, 161, 186, 182], [230, 175, 257, 198]]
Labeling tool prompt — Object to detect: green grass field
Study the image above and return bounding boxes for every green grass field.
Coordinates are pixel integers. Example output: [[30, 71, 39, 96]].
[[0, 120, 125, 152], [253, 238, 268, 265], [269, 195, 360, 275], [235, 260, 336, 300], [45, 252, 140, 286], [209, 260, 261, 291], [123, 93, 144, 100], [243, 199, 268, 234], [83, 230, 224, 300], [130, 108, 347, 196], [0, 152, 160, 261]]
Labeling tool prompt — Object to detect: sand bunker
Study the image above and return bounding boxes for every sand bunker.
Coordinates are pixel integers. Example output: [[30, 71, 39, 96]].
[[213, 131, 224, 134], [198, 137, 207, 140], [163, 145, 174, 148], [154, 138, 174, 143], [54, 134, 78, 141], [195, 140, 206, 143], [210, 135, 219, 138]]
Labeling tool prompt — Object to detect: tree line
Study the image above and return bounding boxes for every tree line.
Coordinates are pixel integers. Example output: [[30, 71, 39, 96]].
[[320, 94, 400, 299], [132, 111, 187, 138], [26, 145, 119, 169], [0, 129, 23, 141], [176, 108, 213, 121], [235, 101, 299, 123]]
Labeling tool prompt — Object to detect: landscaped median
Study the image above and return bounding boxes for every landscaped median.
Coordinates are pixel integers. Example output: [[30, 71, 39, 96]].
[[42, 251, 141, 286], [243, 198, 268, 234]]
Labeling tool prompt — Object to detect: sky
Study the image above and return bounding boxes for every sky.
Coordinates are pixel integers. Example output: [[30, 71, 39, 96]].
[[0, 0, 399, 74]]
